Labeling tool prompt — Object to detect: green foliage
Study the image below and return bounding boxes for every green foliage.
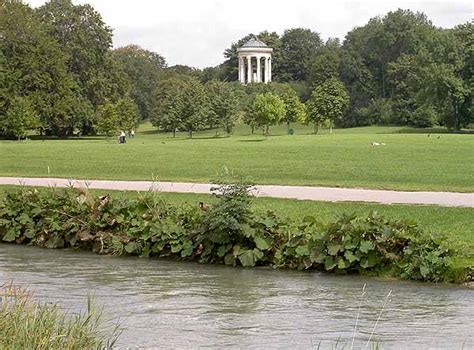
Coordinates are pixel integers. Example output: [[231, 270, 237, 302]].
[[113, 45, 167, 120], [0, 186, 463, 283], [272, 84, 306, 131], [0, 96, 38, 140], [308, 38, 342, 89], [96, 102, 119, 137], [279, 28, 323, 81], [252, 92, 286, 135], [205, 81, 240, 134], [306, 78, 350, 133], [151, 77, 210, 138], [0, 283, 120, 349]]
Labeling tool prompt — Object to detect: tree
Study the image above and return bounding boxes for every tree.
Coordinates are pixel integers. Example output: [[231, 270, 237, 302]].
[[306, 78, 349, 134], [180, 78, 210, 138], [151, 77, 209, 138], [0, 0, 86, 137], [206, 81, 240, 135], [251, 92, 286, 136], [113, 45, 166, 120], [151, 78, 186, 137], [96, 102, 118, 137], [272, 84, 306, 132], [37, 0, 131, 135], [308, 38, 342, 89], [116, 97, 139, 132], [279, 28, 322, 81], [0, 97, 38, 140]]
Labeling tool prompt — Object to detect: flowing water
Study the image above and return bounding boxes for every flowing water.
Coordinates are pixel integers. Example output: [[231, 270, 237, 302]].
[[0, 244, 472, 349]]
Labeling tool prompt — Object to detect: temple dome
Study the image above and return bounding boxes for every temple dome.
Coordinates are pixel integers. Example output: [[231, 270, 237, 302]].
[[241, 37, 269, 48]]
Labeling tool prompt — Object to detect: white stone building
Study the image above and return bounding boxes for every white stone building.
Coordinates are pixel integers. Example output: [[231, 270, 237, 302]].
[[237, 37, 273, 84]]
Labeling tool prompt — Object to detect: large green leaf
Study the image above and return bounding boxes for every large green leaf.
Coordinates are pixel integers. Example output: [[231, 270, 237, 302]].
[[327, 244, 343, 256], [2, 228, 18, 242], [359, 240, 374, 253], [254, 237, 270, 250], [238, 248, 264, 267]]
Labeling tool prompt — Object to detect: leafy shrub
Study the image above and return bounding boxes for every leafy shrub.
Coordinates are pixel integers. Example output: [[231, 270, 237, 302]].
[[0, 186, 460, 282]]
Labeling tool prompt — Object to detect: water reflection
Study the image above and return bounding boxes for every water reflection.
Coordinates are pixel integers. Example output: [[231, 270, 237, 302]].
[[0, 244, 472, 349]]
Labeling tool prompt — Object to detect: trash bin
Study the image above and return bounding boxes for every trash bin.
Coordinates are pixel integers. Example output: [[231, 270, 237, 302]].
[[288, 128, 295, 135]]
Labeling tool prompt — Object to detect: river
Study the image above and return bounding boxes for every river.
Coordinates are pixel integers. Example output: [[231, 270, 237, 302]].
[[0, 244, 472, 349]]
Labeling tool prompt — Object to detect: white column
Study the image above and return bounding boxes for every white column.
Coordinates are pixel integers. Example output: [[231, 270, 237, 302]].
[[268, 58, 272, 83], [238, 56, 242, 83], [264, 57, 269, 83], [247, 56, 252, 83], [256, 56, 261, 83]]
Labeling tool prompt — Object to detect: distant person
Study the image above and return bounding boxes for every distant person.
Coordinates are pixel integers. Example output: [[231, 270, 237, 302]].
[[119, 130, 126, 144], [131, 129, 135, 138]]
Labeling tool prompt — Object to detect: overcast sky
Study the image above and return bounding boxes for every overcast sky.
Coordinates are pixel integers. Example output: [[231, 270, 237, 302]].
[[27, 0, 472, 68]]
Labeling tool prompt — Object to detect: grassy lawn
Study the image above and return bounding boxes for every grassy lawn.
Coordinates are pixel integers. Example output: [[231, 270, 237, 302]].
[[1, 123, 473, 192]]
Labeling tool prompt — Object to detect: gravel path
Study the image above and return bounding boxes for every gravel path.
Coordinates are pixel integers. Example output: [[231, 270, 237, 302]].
[[0, 177, 473, 208]]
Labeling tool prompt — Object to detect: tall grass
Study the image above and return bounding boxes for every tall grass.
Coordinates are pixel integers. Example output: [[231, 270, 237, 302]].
[[0, 283, 120, 349]]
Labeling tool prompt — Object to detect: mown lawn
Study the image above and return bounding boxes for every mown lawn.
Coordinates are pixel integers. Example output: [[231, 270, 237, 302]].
[[0, 123, 473, 192]]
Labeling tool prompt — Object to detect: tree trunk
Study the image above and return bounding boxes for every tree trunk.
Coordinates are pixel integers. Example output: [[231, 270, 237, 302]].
[[189, 129, 193, 139], [173, 128, 176, 138], [251, 125, 255, 134], [287, 121, 290, 134], [313, 122, 319, 134], [265, 124, 269, 138]]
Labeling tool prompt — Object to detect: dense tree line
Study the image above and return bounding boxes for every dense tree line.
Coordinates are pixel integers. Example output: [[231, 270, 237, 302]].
[[214, 10, 472, 130], [1, 1, 471, 139]]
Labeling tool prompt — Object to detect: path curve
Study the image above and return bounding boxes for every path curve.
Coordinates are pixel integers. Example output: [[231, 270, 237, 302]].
[[0, 177, 473, 208]]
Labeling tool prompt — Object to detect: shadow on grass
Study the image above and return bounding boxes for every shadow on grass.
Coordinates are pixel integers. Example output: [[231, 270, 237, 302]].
[[394, 127, 474, 135], [27, 135, 108, 141]]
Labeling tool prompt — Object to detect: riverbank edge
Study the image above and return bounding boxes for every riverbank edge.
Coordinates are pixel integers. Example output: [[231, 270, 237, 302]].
[[0, 186, 471, 284]]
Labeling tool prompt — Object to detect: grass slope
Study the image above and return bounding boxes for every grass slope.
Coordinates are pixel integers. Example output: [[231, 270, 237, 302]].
[[1, 123, 473, 192]]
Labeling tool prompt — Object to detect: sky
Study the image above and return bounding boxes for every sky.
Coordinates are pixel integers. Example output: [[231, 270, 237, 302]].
[[27, 0, 473, 68]]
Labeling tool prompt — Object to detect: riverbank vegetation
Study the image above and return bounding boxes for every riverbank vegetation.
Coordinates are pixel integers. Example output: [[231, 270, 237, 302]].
[[0, 184, 470, 283], [0, 283, 120, 349]]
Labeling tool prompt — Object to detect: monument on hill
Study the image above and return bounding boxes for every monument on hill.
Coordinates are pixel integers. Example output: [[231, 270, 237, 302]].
[[237, 37, 273, 84]]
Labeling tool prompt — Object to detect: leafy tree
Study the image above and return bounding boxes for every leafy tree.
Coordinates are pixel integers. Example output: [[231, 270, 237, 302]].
[[37, 0, 131, 135], [113, 45, 166, 120], [151, 77, 210, 138], [251, 92, 286, 136], [272, 84, 306, 132], [279, 28, 322, 81], [308, 38, 342, 89], [180, 78, 210, 138], [206, 81, 240, 135], [151, 78, 186, 137], [306, 78, 350, 133], [96, 102, 118, 137], [116, 97, 139, 132], [0, 0, 84, 137], [0, 96, 38, 140]]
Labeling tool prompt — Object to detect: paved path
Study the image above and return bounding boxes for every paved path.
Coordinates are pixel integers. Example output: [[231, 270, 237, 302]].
[[0, 177, 473, 208]]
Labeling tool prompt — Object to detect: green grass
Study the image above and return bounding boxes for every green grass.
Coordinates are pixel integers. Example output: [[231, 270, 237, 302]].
[[0, 283, 119, 349], [1, 123, 473, 192]]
